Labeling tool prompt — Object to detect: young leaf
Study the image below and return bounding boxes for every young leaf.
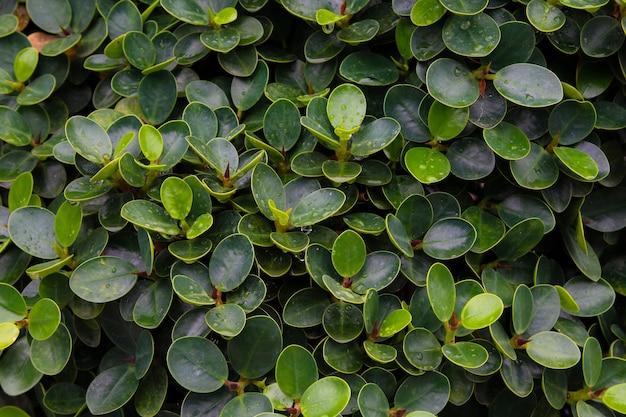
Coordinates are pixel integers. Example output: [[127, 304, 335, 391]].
[[300, 376, 351, 417], [460, 293, 504, 330], [426, 262, 456, 323]]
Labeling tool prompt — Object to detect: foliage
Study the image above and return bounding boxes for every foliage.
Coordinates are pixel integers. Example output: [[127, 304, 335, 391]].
[[1, 0, 626, 416]]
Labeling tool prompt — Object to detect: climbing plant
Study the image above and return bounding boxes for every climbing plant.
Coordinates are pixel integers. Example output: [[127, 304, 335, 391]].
[[1, 0, 626, 416]]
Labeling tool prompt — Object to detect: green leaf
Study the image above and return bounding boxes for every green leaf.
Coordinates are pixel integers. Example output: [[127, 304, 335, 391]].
[[86, 364, 139, 415], [0, 337, 42, 396], [160, 176, 193, 221], [526, 331, 581, 369], [351, 251, 401, 293], [493, 217, 545, 261], [264, 98, 301, 152], [394, 372, 450, 414], [426, 58, 480, 108], [29, 322, 72, 375], [337, 19, 379, 45], [218, 45, 258, 77], [561, 228, 602, 282], [332, 229, 366, 277], [14, 47, 38, 83], [133, 278, 173, 329], [167, 336, 228, 392], [65, 116, 112, 164], [252, 163, 286, 220], [123, 31, 155, 70], [300, 376, 351, 417], [138, 71, 177, 125], [358, 383, 389, 417], [138, 124, 163, 162], [8, 171, 33, 213], [483, 121, 531, 160], [403, 328, 442, 370], [442, 341, 489, 368], [227, 315, 282, 379], [42, 383, 86, 415], [0, 283, 27, 322], [323, 302, 364, 342], [512, 284, 534, 335], [28, 298, 60, 340], [121, 200, 180, 236], [283, 287, 330, 327], [602, 383, 626, 414], [0, 323, 19, 350], [461, 293, 504, 329], [553, 147, 599, 180], [276, 345, 318, 399], [205, 303, 246, 337], [581, 16, 624, 58], [290, 188, 346, 227], [209, 234, 254, 292], [405, 147, 451, 184], [232, 59, 269, 111], [161, 0, 211, 25], [426, 262, 456, 322], [327, 83, 366, 132], [8, 206, 57, 259], [363, 340, 397, 363], [442, 13, 501, 57], [378, 308, 411, 337], [510, 143, 559, 190], [428, 101, 469, 140], [549, 100, 596, 145], [422, 218, 476, 260], [26, 0, 71, 33], [562, 276, 614, 316], [0, 106, 31, 147], [583, 337, 603, 388], [493, 63, 563, 107], [581, 187, 626, 232], [54, 200, 82, 248], [69, 256, 138, 303], [351, 117, 401, 156], [339, 52, 399, 86], [411, 0, 447, 26], [526, 0, 565, 32], [497, 194, 555, 234]]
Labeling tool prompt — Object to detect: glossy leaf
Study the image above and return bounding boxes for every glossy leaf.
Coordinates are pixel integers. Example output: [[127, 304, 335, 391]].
[[526, 331, 581, 369], [422, 218, 476, 260], [405, 147, 450, 184], [276, 345, 318, 399], [494, 64, 563, 107], [300, 376, 351, 417], [166, 337, 228, 393], [332, 229, 366, 278], [209, 234, 254, 292], [461, 293, 503, 329], [426, 262, 456, 322]]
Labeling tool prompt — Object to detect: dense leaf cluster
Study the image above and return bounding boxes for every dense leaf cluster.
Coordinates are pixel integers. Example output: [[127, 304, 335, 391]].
[[1, 0, 626, 416]]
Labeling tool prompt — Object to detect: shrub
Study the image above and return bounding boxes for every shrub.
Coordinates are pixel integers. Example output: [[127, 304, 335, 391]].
[[1, 0, 626, 416]]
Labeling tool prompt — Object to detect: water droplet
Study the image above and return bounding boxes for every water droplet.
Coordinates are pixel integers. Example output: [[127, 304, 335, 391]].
[[300, 225, 312, 234], [105, 284, 110, 288], [454, 67, 463, 77], [525, 93, 535, 101], [341, 105, 347, 110], [415, 352, 424, 360], [459, 21, 471, 30]]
